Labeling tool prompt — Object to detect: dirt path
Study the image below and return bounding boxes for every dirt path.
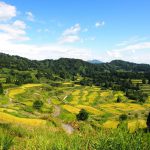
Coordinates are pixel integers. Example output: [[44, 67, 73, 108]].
[[5, 89, 13, 103], [52, 105, 61, 117], [62, 123, 74, 134], [50, 100, 74, 134]]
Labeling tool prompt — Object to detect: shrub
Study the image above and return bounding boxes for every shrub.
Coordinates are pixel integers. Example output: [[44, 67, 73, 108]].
[[147, 112, 150, 130], [116, 96, 121, 103], [119, 114, 128, 121], [0, 83, 3, 94], [33, 100, 43, 110], [76, 109, 89, 121]]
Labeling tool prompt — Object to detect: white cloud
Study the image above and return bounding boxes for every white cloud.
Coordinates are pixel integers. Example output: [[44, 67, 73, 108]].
[[26, 11, 34, 21], [0, 20, 29, 42], [59, 24, 81, 44], [0, 2, 29, 42], [63, 24, 80, 36], [0, 1, 16, 21], [95, 21, 105, 28], [116, 36, 148, 47], [0, 2, 92, 60], [107, 42, 150, 63], [0, 42, 92, 60], [59, 35, 80, 44], [13, 20, 26, 29]]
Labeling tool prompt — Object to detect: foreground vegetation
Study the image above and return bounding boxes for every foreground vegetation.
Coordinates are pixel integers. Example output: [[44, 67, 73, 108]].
[[0, 122, 150, 150]]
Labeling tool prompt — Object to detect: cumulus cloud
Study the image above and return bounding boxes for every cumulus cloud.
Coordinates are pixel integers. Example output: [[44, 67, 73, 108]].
[[59, 24, 81, 44], [0, 1, 16, 21], [107, 42, 150, 63], [116, 36, 148, 47], [95, 21, 105, 28], [0, 20, 29, 42], [0, 43, 92, 60], [63, 24, 80, 35], [26, 11, 34, 21], [59, 35, 80, 44]]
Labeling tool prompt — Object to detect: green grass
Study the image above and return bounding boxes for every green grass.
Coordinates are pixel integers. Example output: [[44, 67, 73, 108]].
[[0, 122, 150, 150]]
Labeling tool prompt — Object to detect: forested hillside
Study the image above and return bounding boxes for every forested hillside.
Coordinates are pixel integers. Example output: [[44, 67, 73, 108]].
[[0, 52, 150, 102], [0, 52, 150, 74]]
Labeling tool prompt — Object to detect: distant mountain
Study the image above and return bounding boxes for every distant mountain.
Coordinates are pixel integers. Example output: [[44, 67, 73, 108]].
[[88, 60, 103, 64], [109, 60, 150, 72]]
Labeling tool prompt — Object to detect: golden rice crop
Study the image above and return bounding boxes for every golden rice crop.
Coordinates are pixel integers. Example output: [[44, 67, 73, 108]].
[[100, 91, 111, 97], [0, 108, 17, 113], [103, 120, 119, 129], [21, 84, 42, 88], [62, 105, 80, 114], [77, 105, 103, 115], [8, 84, 42, 98], [100, 103, 145, 112], [128, 119, 147, 133], [8, 88, 25, 98], [0, 112, 46, 126], [88, 92, 98, 103], [80, 90, 88, 101], [72, 90, 80, 96], [70, 96, 80, 105]]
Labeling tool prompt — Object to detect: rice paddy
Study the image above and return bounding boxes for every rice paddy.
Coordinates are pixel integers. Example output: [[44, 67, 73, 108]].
[[0, 82, 150, 133], [8, 84, 43, 98], [0, 112, 46, 126], [103, 120, 119, 128]]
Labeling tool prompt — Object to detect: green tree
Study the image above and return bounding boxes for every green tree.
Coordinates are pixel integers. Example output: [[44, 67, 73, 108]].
[[142, 78, 146, 84], [0, 83, 3, 94], [76, 109, 89, 121], [119, 114, 128, 121], [116, 96, 121, 103], [33, 100, 43, 110], [136, 83, 140, 90], [146, 112, 150, 131], [6, 76, 11, 83]]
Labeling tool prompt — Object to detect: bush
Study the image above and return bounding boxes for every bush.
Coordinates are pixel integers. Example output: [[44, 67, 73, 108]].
[[76, 109, 89, 121], [119, 114, 128, 121], [33, 100, 43, 110], [147, 112, 150, 130], [116, 96, 121, 103], [0, 83, 3, 94]]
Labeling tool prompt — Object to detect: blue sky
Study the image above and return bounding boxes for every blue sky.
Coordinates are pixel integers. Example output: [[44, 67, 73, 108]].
[[0, 0, 150, 63]]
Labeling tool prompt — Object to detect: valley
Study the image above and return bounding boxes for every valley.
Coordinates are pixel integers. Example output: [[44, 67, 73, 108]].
[[0, 53, 150, 149]]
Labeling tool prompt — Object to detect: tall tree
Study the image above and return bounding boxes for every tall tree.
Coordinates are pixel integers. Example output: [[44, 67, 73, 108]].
[[147, 112, 150, 131], [0, 83, 3, 94]]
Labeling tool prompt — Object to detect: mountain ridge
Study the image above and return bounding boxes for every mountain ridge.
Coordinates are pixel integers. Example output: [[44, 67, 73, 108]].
[[0, 52, 150, 73]]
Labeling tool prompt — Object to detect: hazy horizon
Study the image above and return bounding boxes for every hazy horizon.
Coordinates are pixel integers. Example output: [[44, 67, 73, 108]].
[[0, 0, 150, 63]]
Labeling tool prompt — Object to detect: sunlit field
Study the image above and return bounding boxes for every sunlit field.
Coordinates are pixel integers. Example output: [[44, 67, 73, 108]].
[[0, 82, 150, 149]]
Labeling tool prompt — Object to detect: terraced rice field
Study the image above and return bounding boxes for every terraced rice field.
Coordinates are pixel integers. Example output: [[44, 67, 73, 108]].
[[0, 83, 150, 132], [128, 119, 147, 132], [8, 84, 43, 98], [103, 120, 119, 129], [131, 79, 142, 84], [0, 112, 46, 126], [140, 84, 150, 96]]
